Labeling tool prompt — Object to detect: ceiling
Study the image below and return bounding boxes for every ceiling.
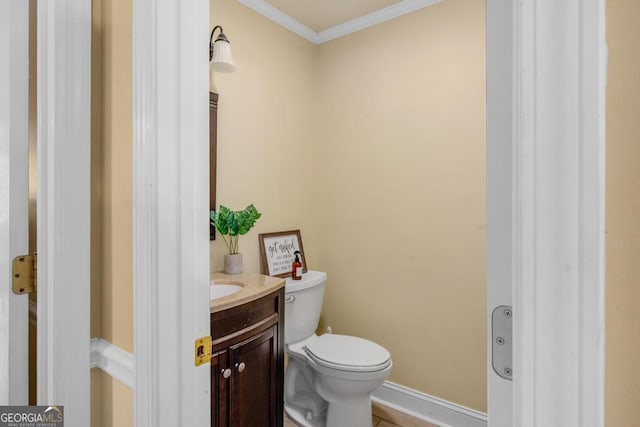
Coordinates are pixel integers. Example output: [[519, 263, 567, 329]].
[[237, 0, 443, 44]]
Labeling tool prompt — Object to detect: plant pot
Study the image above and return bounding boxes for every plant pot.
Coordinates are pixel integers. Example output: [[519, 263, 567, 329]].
[[224, 253, 243, 274]]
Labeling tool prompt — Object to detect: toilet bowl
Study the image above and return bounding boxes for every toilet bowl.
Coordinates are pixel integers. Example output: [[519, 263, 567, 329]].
[[283, 272, 392, 427]]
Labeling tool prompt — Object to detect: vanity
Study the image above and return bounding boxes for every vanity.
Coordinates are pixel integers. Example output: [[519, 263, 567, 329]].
[[210, 273, 285, 427]]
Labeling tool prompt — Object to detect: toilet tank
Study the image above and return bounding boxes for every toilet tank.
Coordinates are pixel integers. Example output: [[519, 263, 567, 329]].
[[284, 271, 327, 344]]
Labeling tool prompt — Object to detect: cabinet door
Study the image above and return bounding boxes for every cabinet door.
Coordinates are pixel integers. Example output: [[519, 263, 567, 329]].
[[211, 349, 229, 427], [229, 325, 277, 427]]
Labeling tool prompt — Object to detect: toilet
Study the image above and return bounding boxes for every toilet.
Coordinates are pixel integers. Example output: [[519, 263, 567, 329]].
[[283, 271, 392, 427]]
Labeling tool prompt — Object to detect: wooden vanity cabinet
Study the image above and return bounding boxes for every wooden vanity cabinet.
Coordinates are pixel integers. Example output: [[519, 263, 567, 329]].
[[210, 287, 285, 427]]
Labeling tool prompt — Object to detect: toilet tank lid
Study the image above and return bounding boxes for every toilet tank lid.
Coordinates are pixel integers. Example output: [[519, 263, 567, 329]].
[[285, 270, 327, 293]]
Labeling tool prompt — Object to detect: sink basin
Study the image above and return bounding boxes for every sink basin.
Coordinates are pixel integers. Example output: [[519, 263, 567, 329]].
[[210, 282, 243, 300]]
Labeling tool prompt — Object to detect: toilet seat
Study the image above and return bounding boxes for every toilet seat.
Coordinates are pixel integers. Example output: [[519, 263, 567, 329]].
[[303, 334, 391, 372]]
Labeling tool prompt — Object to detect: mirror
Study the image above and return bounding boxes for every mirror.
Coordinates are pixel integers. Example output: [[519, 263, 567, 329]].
[[210, 92, 218, 240]]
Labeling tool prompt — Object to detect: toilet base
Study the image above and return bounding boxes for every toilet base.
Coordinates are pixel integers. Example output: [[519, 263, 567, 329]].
[[284, 402, 326, 427], [285, 397, 374, 427], [325, 398, 373, 427]]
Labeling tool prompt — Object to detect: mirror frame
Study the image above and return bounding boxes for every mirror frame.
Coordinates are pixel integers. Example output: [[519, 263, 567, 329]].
[[210, 92, 218, 240]]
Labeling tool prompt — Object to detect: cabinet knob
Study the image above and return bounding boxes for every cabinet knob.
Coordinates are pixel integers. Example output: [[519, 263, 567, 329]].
[[235, 362, 246, 373], [221, 368, 231, 379]]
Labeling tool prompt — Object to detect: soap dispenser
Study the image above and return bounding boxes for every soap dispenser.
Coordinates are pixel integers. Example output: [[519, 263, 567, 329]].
[[292, 251, 302, 280]]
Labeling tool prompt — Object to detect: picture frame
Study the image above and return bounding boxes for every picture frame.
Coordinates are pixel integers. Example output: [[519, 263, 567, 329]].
[[258, 230, 308, 278]]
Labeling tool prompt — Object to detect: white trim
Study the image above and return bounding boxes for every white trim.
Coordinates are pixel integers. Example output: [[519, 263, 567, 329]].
[[237, 0, 320, 43], [133, 0, 211, 425], [238, 0, 442, 45], [37, 0, 91, 424], [132, 0, 159, 423], [90, 338, 135, 389], [316, 0, 443, 44], [512, 0, 606, 426], [486, 0, 514, 424], [371, 382, 486, 427], [0, 0, 30, 405]]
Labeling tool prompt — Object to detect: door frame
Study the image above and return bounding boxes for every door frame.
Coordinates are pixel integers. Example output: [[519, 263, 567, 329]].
[[511, 0, 606, 425], [486, 0, 513, 423], [488, 0, 606, 425], [0, 0, 92, 419], [0, 0, 30, 405], [36, 0, 91, 424], [132, 0, 211, 425]]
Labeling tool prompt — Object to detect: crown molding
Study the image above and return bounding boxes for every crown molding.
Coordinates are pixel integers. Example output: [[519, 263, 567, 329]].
[[317, 0, 442, 43], [237, 0, 320, 43], [238, 0, 443, 45]]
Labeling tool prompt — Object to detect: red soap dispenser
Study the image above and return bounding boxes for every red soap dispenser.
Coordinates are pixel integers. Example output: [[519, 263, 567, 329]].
[[291, 251, 302, 280]]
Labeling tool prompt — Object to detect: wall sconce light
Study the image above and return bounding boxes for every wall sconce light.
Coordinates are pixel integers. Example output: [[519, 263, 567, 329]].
[[209, 25, 236, 73]]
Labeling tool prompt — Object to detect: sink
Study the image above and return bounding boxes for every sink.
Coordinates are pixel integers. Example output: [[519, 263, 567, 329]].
[[210, 281, 243, 300]]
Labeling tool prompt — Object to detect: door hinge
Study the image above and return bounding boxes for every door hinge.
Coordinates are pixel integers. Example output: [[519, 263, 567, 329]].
[[12, 253, 36, 295], [195, 336, 212, 367]]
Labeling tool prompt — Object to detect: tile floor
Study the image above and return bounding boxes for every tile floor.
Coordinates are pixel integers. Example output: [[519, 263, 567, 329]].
[[284, 402, 438, 427]]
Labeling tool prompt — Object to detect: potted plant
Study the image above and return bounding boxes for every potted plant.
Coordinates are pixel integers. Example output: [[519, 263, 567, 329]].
[[210, 204, 262, 274]]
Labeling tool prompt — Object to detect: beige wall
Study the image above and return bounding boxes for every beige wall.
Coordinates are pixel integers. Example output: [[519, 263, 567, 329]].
[[95, 0, 133, 356], [91, 0, 134, 424], [209, 0, 321, 273], [605, 0, 640, 425], [212, 0, 486, 412], [91, 370, 134, 427], [316, 0, 486, 411]]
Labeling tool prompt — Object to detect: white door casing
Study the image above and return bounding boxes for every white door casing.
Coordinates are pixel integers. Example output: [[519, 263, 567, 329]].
[[0, 0, 92, 419], [132, 0, 211, 425], [486, 0, 513, 424], [37, 0, 91, 425], [487, 0, 606, 426], [512, 0, 606, 425], [0, 0, 30, 405]]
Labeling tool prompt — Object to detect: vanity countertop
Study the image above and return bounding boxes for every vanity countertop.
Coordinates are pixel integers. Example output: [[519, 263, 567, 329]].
[[210, 272, 285, 313]]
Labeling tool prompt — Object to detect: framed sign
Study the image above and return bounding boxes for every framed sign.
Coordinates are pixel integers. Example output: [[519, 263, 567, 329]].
[[258, 230, 308, 278]]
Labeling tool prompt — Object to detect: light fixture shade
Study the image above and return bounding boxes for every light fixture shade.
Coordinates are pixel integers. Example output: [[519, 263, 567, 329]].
[[211, 39, 236, 73]]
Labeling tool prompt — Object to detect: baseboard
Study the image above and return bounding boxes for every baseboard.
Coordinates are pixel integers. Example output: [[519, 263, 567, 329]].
[[371, 382, 487, 427], [89, 338, 134, 389], [87, 340, 487, 426]]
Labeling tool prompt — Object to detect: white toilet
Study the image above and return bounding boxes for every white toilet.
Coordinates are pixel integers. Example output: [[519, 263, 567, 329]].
[[283, 271, 392, 427]]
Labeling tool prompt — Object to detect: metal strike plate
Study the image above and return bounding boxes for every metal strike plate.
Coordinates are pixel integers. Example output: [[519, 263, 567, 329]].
[[194, 336, 212, 367], [12, 254, 36, 295], [492, 305, 512, 381]]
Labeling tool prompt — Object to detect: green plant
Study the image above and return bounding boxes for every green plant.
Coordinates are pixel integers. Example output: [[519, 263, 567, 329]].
[[210, 204, 262, 255]]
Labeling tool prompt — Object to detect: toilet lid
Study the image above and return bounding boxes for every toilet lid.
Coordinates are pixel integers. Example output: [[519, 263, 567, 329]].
[[304, 334, 391, 372]]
